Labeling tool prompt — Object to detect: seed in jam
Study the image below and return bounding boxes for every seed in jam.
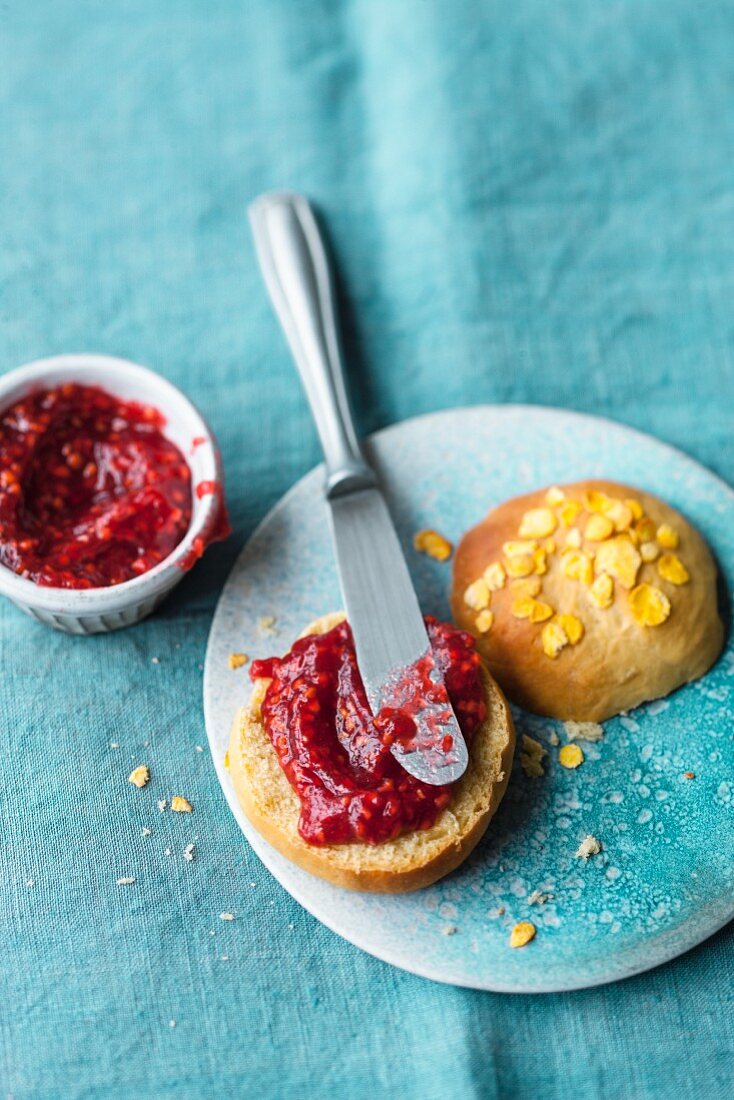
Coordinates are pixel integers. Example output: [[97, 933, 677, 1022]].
[[251, 617, 486, 846]]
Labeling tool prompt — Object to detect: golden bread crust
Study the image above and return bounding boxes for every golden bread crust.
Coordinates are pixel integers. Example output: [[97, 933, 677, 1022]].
[[451, 479, 724, 721], [228, 613, 515, 893]]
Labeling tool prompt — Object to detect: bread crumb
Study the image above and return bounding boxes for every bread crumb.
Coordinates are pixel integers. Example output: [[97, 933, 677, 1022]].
[[183, 844, 195, 862], [564, 721, 604, 743], [195, 745, 204, 753], [559, 743, 584, 769], [683, 771, 696, 780], [257, 615, 277, 636], [158, 799, 167, 813], [110, 741, 120, 749], [520, 735, 547, 778], [151, 656, 160, 665], [116, 876, 135, 885], [220, 912, 235, 921], [228, 653, 249, 670], [220, 955, 229, 961], [441, 924, 458, 935], [169, 1020, 176, 1029], [142, 827, 152, 837], [509, 921, 536, 948], [527, 889, 553, 906], [26, 879, 34, 887], [575, 835, 602, 859], [164, 848, 172, 856], [171, 796, 193, 813], [128, 765, 150, 788], [548, 730, 560, 746]]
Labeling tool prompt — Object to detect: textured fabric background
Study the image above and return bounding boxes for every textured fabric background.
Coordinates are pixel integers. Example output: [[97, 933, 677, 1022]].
[[1, 2, 733, 1097]]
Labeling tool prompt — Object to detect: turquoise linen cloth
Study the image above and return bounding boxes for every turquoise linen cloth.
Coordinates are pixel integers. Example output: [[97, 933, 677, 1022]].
[[1, 1, 733, 1096]]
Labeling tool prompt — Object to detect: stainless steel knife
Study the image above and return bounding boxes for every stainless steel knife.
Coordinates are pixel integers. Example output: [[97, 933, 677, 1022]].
[[248, 191, 468, 785]]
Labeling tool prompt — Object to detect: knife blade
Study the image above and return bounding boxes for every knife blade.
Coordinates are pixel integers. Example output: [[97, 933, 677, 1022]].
[[248, 191, 468, 784]]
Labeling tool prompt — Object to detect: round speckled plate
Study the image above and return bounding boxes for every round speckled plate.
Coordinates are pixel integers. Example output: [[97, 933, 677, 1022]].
[[204, 406, 734, 992]]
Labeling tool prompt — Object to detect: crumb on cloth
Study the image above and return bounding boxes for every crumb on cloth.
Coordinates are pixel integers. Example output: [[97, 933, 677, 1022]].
[[128, 765, 150, 788]]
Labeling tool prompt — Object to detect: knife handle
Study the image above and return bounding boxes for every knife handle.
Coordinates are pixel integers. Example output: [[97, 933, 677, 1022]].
[[249, 192, 376, 499]]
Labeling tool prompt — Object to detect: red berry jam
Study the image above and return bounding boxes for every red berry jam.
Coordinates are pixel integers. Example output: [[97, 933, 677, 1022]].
[[0, 382, 211, 588], [250, 617, 486, 846]]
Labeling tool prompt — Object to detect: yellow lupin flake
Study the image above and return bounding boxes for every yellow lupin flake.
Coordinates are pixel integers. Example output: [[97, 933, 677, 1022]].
[[565, 527, 582, 549], [532, 548, 548, 575], [545, 538, 556, 554], [545, 486, 566, 506], [503, 539, 538, 557], [541, 620, 568, 658], [640, 540, 660, 563], [464, 578, 491, 611], [228, 653, 249, 670], [555, 613, 584, 644], [413, 528, 452, 562], [589, 572, 614, 609], [483, 561, 507, 591], [657, 523, 679, 550], [594, 536, 641, 590], [584, 514, 614, 541], [504, 553, 536, 578], [171, 796, 193, 813], [625, 498, 644, 520], [511, 596, 538, 620], [475, 609, 494, 634], [528, 600, 554, 623], [509, 921, 536, 948], [128, 765, 150, 789], [605, 500, 633, 532], [561, 549, 594, 585], [519, 507, 557, 539], [510, 576, 542, 598], [558, 500, 582, 527], [658, 553, 690, 585], [635, 517, 657, 543], [511, 597, 554, 623], [628, 583, 671, 627], [583, 490, 612, 514], [559, 743, 584, 768]]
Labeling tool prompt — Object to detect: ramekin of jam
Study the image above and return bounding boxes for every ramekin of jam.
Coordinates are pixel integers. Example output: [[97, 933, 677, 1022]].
[[0, 354, 230, 633]]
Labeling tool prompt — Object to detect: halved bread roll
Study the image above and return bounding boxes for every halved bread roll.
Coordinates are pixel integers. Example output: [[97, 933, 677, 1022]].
[[228, 612, 515, 893]]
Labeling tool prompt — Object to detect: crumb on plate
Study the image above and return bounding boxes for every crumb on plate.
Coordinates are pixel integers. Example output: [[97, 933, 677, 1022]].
[[575, 835, 602, 859]]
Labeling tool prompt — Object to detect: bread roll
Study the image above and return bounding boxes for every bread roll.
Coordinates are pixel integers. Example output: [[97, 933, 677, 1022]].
[[228, 613, 515, 893], [451, 480, 724, 721]]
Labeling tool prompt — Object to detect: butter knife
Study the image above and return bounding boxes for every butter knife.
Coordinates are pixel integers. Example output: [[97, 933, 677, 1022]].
[[248, 192, 468, 785]]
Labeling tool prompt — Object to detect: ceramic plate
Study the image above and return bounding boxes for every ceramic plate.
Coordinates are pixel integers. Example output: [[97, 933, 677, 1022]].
[[204, 406, 734, 992]]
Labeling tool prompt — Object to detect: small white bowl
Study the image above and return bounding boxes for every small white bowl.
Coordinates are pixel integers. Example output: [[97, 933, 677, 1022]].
[[0, 354, 225, 634]]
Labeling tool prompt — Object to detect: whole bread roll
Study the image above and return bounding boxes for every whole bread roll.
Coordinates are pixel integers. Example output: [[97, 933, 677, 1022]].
[[228, 613, 515, 894], [451, 480, 724, 722]]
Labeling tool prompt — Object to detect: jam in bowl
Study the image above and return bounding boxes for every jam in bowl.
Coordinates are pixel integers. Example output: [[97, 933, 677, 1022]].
[[0, 354, 229, 632]]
